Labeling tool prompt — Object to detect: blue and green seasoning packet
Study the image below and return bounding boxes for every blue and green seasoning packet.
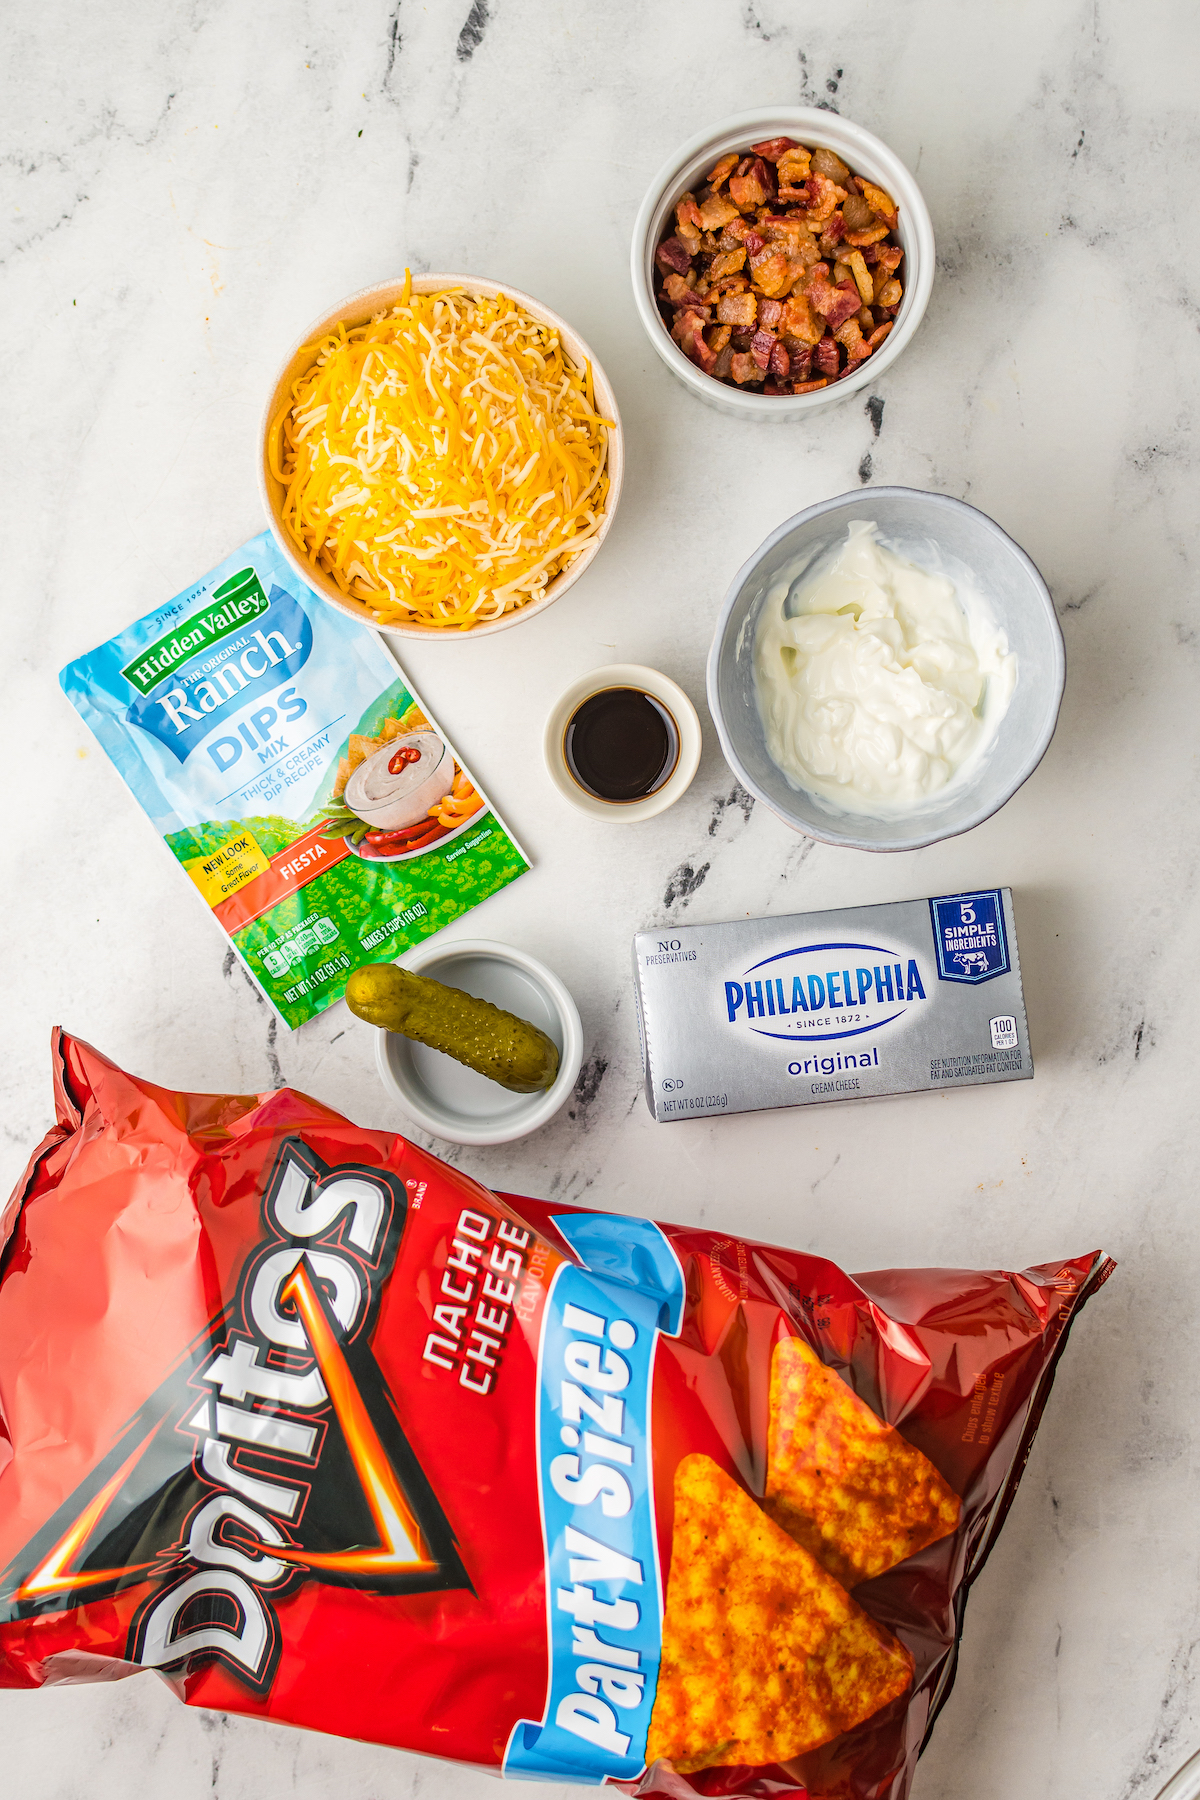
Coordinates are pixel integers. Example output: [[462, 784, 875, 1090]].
[[60, 532, 530, 1027]]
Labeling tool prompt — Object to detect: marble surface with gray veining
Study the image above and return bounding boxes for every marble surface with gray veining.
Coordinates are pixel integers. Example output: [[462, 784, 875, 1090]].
[[3, 2, 1199, 1797]]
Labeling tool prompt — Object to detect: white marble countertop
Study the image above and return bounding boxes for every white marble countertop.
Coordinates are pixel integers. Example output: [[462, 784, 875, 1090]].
[[3, 3, 1198, 1797]]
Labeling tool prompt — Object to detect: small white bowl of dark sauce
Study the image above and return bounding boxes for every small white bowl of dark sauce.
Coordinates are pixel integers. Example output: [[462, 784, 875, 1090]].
[[543, 664, 702, 821]]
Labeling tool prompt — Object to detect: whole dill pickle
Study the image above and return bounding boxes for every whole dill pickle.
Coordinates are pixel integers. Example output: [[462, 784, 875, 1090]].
[[346, 962, 560, 1093]]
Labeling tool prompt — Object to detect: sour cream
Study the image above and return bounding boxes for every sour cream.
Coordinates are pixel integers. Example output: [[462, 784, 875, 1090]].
[[344, 732, 454, 830], [753, 522, 1017, 816]]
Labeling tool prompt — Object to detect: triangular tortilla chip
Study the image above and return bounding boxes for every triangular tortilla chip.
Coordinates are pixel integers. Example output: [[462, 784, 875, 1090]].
[[647, 1454, 912, 1773], [765, 1336, 960, 1588], [331, 755, 351, 800], [346, 733, 380, 773]]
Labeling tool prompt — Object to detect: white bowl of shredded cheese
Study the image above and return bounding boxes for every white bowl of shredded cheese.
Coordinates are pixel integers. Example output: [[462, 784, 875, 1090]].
[[259, 274, 624, 638]]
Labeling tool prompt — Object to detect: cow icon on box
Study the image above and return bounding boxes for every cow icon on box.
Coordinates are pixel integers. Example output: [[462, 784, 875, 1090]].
[[954, 950, 990, 978]]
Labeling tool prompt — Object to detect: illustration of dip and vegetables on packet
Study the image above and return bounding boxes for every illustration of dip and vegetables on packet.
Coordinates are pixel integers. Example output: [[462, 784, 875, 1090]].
[[59, 531, 530, 1029]]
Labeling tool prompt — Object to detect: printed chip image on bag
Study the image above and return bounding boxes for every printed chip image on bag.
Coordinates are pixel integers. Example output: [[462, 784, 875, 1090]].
[[0, 1035, 1113, 1800], [59, 534, 529, 1028]]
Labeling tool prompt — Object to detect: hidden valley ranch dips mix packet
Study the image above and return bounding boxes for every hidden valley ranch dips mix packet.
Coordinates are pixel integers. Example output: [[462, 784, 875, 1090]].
[[59, 534, 529, 1026]]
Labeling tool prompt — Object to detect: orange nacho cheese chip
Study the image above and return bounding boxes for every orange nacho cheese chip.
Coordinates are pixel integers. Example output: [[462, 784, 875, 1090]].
[[766, 1337, 961, 1588], [647, 1454, 913, 1773]]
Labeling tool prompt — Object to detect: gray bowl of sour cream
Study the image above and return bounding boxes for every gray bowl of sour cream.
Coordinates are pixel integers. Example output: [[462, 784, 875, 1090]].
[[706, 488, 1065, 853]]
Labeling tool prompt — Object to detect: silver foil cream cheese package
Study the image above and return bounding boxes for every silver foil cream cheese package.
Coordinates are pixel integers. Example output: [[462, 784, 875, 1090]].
[[632, 888, 1032, 1121]]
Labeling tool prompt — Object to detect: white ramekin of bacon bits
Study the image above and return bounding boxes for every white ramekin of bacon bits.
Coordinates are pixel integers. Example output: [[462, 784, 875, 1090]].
[[631, 108, 935, 419]]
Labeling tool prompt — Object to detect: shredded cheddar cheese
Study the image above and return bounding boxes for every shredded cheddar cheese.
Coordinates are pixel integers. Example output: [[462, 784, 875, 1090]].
[[270, 274, 612, 630]]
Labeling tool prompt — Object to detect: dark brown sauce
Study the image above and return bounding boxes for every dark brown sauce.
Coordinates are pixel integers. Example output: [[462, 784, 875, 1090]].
[[564, 688, 680, 803]]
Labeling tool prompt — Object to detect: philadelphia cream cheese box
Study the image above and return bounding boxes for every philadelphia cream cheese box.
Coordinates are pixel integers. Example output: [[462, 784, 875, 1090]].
[[632, 889, 1032, 1122]]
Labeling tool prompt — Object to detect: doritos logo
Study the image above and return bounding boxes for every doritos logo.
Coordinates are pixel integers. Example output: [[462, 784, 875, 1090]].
[[0, 1139, 470, 1693]]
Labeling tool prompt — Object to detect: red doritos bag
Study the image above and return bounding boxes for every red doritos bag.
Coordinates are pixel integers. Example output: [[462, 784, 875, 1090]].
[[0, 1035, 1111, 1799]]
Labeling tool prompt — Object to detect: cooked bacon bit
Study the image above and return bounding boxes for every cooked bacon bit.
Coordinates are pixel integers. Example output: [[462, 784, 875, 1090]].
[[813, 335, 840, 378], [676, 193, 703, 236], [750, 136, 800, 161], [706, 249, 745, 280], [780, 254, 812, 294], [811, 146, 851, 183], [777, 148, 812, 187], [654, 135, 903, 394], [719, 217, 754, 249], [768, 338, 791, 378], [845, 250, 874, 304], [672, 305, 710, 340], [749, 247, 792, 297], [729, 157, 774, 209], [788, 235, 821, 270], [861, 181, 898, 226], [717, 290, 758, 328], [662, 273, 706, 307], [674, 310, 715, 371], [804, 268, 860, 328], [749, 328, 776, 370], [697, 193, 743, 233], [841, 194, 876, 232], [834, 318, 869, 362], [656, 237, 695, 276], [761, 215, 806, 248], [804, 174, 848, 226], [754, 155, 777, 192], [783, 339, 814, 380], [779, 292, 823, 344], [706, 152, 739, 189], [845, 224, 891, 247], [826, 281, 864, 329], [707, 273, 751, 301]]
